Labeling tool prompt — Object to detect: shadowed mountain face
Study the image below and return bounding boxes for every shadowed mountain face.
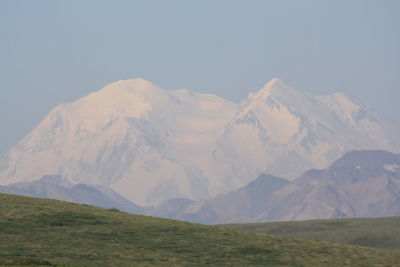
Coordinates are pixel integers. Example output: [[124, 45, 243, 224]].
[[0, 175, 143, 214], [150, 150, 400, 224], [1, 78, 399, 206]]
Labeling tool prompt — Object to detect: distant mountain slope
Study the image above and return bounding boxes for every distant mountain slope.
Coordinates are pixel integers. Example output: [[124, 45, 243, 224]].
[[0, 175, 143, 214], [1, 78, 399, 206], [153, 150, 400, 224], [2, 193, 400, 266], [223, 216, 400, 250], [149, 174, 289, 224], [259, 150, 400, 222]]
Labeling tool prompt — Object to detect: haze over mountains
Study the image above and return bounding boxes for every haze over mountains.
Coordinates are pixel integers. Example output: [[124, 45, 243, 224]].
[[0, 78, 399, 207]]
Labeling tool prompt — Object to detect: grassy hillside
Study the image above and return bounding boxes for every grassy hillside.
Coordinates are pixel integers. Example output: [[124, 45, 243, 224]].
[[223, 216, 400, 250], [1, 194, 400, 266]]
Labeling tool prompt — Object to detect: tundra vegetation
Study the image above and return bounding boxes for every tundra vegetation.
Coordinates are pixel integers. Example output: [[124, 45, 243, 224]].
[[1, 193, 400, 266]]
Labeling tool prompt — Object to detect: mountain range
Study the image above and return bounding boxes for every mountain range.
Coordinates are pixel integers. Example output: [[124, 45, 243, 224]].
[[150, 150, 400, 224], [2, 150, 400, 225], [1, 78, 399, 206]]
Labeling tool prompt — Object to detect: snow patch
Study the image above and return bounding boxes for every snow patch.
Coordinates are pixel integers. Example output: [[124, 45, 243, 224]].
[[384, 164, 400, 172]]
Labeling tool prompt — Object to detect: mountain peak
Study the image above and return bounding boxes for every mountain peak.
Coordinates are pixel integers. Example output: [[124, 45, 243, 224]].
[[102, 78, 160, 93], [248, 78, 299, 102], [124, 77, 154, 87], [93, 77, 170, 106], [263, 77, 286, 88]]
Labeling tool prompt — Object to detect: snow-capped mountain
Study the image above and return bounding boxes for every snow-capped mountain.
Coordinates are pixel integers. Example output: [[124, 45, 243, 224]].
[[214, 79, 400, 181], [0, 78, 237, 206], [0, 78, 399, 206]]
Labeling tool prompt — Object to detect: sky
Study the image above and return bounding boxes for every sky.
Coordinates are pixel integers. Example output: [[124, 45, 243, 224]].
[[0, 0, 399, 157]]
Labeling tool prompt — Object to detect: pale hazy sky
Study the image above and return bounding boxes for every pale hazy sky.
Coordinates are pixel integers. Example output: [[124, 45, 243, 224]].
[[0, 0, 399, 156]]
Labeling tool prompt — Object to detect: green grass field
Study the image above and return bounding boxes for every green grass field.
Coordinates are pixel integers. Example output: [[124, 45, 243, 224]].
[[223, 216, 400, 250], [1, 193, 400, 266]]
